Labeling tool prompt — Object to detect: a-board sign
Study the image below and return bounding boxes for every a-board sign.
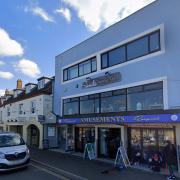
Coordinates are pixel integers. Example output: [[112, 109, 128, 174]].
[[114, 146, 130, 168], [83, 143, 96, 160]]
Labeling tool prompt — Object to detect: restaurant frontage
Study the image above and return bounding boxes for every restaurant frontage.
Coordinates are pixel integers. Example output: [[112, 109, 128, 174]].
[[58, 109, 180, 170]]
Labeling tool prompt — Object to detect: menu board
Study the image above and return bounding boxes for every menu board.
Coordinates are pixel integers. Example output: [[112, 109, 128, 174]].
[[115, 146, 130, 168], [84, 143, 96, 160]]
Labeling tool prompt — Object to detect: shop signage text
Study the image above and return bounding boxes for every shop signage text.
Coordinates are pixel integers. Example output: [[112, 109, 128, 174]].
[[58, 113, 180, 125], [82, 72, 121, 88]]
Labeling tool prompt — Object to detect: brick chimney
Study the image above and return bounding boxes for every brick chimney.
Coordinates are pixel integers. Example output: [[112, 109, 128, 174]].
[[16, 79, 22, 89]]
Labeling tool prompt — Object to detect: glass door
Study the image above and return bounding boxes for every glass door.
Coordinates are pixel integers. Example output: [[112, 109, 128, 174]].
[[75, 127, 95, 153], [98, 128, 121, 159], [58, 126, 67, 150]]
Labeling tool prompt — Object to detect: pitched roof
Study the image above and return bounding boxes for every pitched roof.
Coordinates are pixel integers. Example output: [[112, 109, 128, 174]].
[[0, 80, 53, 107]]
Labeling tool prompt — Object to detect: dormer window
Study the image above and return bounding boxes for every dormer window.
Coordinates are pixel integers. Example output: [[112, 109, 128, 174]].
[[26, 86, 31, 94], [37, 77, 52, 90], [25, 83, 36, 94], [38, 80, 44, 89]]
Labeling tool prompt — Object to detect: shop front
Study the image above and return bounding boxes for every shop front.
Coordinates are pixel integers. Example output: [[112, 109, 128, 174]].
[[128, 124, 177, 168], [59, 110, 180, 167]]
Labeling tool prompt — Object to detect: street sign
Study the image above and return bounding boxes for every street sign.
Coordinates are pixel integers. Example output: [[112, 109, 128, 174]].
[[83, 143, 96, 160], [115, 146, 130, 168]]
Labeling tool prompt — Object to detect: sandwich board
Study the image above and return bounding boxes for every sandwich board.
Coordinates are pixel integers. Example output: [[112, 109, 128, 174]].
[[84, 143, 96, 160], [114, 146, 130, 169]]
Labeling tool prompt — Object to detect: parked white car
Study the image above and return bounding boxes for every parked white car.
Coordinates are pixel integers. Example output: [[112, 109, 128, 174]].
[[0, 132, 30, 171]]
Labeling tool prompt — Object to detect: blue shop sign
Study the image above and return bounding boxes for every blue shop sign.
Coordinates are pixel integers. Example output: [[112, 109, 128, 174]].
[[38, 115, 45, 122], [58, 113, 180, 125]]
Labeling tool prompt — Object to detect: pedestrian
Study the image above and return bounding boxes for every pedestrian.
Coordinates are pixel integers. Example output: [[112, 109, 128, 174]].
[[164, 141, 177, 180]]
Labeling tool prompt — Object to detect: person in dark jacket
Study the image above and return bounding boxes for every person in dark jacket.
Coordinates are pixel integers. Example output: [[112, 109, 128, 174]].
[[164, 141, 177, 180]]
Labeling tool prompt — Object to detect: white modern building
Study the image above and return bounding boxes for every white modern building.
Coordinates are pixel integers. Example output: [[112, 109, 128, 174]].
[[0, 77, 57, 149], [54, 0, 180, 172]]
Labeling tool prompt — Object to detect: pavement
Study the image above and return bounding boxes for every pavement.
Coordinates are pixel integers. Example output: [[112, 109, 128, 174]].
[[28, 148, 180, 180], [1, 148, 179, 180]]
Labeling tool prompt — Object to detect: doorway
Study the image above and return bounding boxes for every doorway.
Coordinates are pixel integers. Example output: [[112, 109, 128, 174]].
[[98, 128, 121, 159], [27, 125, 40, 147], [58, 126, 67, 150], [75, 127, 95, 153]]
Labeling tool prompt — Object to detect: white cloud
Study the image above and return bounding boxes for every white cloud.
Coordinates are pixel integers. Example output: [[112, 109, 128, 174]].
[[0, 71, 14, 79], [14, 59, 41, 78], [0, 61, 5, 66], [55, 8, 71, 23], [0, 89, 5, 96], [62, 0, 155, 32], [25, 6, 55, 23], [0, 28, 24, 57]]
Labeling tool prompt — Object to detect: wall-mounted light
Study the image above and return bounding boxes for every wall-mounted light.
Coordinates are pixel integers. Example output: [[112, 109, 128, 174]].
[[86, 77, 92, 81], [105, 71, 111, 76]]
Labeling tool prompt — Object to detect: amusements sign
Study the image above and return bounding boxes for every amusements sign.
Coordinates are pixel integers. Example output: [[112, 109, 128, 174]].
[[82, 72, 121, 88], [58, 113, 180, 125], [84, 143, 96, 160]]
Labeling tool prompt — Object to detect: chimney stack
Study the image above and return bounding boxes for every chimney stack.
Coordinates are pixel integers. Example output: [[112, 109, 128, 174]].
[[17, 79, 22, 89]]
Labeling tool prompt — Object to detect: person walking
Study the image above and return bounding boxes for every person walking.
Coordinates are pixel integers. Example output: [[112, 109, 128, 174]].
[[164, 141, 177, 180]]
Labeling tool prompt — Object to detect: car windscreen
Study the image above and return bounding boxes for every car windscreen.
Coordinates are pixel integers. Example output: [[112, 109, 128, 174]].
[[0, 135, 25, 147]]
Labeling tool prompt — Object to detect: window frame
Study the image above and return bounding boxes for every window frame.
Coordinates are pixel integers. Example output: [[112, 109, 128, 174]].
[[101, 30, 161, 69], [63, 57, 97, 82], [62, 81, 163, 116]]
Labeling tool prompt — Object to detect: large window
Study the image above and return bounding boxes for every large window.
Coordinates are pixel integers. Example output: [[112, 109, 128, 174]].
[[63, 82, 163, 116], [80, 94, 100, 114], [102, 46, 126, 69], [63, 98, 79, 115], [101, 30, 160, 69], [127, 36, 149, 60], [63, 57, 97, 81], [127, 82, 163, 111], [101, 89, 126, 113]]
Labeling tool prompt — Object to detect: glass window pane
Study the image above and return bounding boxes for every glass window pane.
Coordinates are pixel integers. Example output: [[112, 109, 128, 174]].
[[91, 58, 97, 72], [68, 65, 78, 79], [109, 46, 126, 66], [83, 60, 91, 74], [127, 89, 163, 111], [63, 101, 79, 115], [101, 95, 126, 113], [63, 69, 68, 81], [80, 96, 88, 101], [127, 36, 148, 60], [79, 64, 84, 76], [79, 61, 91, 76], [144, 82, 162, 91], [113, 89, 126, 96], [150, 31, 160, 52], [80, 99, 99, 114], [127, 86, 143, 94], [101, 53, 108, 69], [101, 91, 112, 97]]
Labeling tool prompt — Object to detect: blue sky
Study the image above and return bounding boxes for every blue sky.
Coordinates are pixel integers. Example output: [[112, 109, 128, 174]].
[[0, 0, 155, 95]]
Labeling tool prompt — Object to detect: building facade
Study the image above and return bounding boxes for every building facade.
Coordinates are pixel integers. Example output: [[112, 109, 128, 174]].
[[54, 0, 180, 171], [0, 77, 57, 149]]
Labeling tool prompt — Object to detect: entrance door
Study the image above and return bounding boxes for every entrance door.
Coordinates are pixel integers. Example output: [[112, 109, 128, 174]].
[[75, 127, 95, 153], [27, 125, 40, 147], [98, 128, 121, 159], [58, 126, 66, 150]]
